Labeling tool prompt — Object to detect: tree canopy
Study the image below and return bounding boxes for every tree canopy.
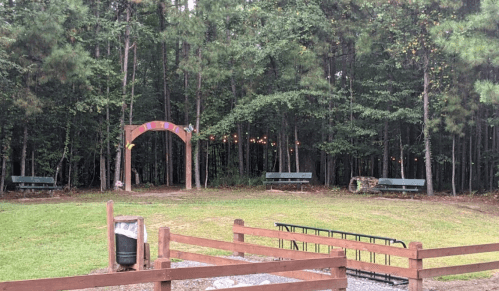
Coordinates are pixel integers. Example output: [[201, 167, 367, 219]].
[[0, 0, 498, 195]]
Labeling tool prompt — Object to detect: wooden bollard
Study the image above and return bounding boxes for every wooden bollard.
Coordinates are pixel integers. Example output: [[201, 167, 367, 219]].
[[158, 227, 170, 259], [154, 258, 171, 291], [233, 219, 244, 257], [409, 242, 423, 291], [330, 249, 347, 291], [135, 217, 145, 271], [106, 200, 116, 273]]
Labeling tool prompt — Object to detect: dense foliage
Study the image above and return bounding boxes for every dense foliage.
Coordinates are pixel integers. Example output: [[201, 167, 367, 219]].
[[0, 0, 497, 195]]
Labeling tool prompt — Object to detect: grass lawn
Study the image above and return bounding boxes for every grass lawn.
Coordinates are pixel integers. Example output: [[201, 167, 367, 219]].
[[1, 187, 498, 282]]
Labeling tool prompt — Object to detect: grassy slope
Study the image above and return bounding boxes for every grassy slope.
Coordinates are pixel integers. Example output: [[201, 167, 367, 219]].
[[0, 190, 498, 281]]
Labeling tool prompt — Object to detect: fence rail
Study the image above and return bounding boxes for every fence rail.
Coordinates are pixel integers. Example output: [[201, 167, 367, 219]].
[[417, 243, 499, 259]]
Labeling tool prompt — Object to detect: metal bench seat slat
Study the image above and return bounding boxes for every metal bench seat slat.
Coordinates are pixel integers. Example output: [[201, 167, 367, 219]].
[[18, 186, 61, 189], [264, 181, 310, 184], [11, 176, 55, 184], [379, 188, 420, 192], [377, 178, 426, 187], [265, 172, 312, 179]]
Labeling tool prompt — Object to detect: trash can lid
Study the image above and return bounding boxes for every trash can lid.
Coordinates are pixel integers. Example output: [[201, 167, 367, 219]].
[[115, 220, 148, 243]]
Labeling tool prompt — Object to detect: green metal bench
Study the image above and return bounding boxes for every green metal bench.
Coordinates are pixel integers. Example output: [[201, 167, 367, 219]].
[[11, 176, 61, 191], [376, 178, 425, 192], [264, 172, 312, 191]]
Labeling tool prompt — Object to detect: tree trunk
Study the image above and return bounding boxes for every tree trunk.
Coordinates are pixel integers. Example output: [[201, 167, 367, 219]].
[[400, 134, 405, 179], [436, 130, 442, 191], [383, 120, 389, 178], [286, 135, 291, 173], [114, 3, 131, 190], [132, 168, 140, 185], [491, 121, 497, 190], [460, 135, 466, 192], [320, 130, 325, 183], [0, 156, 6, 196], [279, 117, 285, 172], [0, 125, 10, 196], [246, 123, 250, 175], [205, 141, 209, 188], [31, 150, 34, 177], [423, 54, 434, 196], [484, 108, 490, 190], [55, 121, 70, 186], [21, 125, 28, 189], [194, 48, 202, 190], [264, 129, 269, 172], [476, 111, 482, 192], [129, 42, 137, 125], [469, 129, 472, 194], [278, 131, 283, 173], [95, 7, 106, 192], [452, 134, 456, 196], [154, 133, 158, 184], [54, 149, 66, 187], [326, 44, 336, 186], [67, 141, 73, 189], [294, 124, 300, 172], [158, 0, 172, 186], [100, 143, 106, 192], [237, 124, 243, 175], [106, 41, 111, 190]]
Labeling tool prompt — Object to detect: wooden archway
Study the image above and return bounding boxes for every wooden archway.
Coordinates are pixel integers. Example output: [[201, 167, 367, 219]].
[[124, 121, 192, 191]]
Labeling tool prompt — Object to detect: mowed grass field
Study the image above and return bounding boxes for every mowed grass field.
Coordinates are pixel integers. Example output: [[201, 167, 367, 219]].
[[1, 188, 499, 282]]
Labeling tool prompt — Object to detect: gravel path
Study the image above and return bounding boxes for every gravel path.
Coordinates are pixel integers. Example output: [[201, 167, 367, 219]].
[[173, 257, 412, 291]]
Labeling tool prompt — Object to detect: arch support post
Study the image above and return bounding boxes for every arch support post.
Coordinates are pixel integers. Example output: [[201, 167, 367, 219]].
[[125, 126, 132, 192], [185, 133, 192, 190]]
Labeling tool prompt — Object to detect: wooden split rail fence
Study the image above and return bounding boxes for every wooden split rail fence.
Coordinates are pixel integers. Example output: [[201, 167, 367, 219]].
[[2, 218, 499, 291], [0, 221, 348, 291], [230, 219, 499, 291]]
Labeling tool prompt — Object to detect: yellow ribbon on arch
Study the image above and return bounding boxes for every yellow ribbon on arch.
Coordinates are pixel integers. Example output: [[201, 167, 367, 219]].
[[126, 141, 135, 150]]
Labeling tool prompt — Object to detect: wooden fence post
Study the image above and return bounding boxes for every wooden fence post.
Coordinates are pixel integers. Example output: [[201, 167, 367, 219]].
[[330, 249, 347, 291], [135, 217, 145, 271], [409, 242, 423, 291], [106, 200, 115, 273], [158, 227, 170, 259], [233, 219, 245, 257], [154, 258, 171, 291]]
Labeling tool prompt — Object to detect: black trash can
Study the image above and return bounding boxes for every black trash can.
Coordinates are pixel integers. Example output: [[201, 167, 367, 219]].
[[115, 233, 137, 265]]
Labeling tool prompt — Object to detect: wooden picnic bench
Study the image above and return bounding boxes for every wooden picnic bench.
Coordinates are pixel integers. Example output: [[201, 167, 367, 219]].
[[264, 172, 312, 191], [11, 176, 62, 191], [376, 178, 426, 192]]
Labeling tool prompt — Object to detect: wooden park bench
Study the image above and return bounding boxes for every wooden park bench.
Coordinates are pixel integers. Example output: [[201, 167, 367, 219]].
[[376, 178, 426, 192], [264, 172, 312, 191], [11, 176, 62, 196]]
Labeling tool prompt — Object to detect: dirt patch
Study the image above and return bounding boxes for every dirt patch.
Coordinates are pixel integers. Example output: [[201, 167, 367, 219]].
[[424, 272, 499, 291]]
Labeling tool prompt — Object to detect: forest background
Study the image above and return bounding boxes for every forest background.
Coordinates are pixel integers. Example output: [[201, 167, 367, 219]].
[[1, 0, 498, 196]]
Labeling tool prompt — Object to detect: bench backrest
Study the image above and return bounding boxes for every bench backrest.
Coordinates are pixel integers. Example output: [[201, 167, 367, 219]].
[[11, 176, 55, 184], [266, 172, 312, 179], [378, 178, 425, 187]]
